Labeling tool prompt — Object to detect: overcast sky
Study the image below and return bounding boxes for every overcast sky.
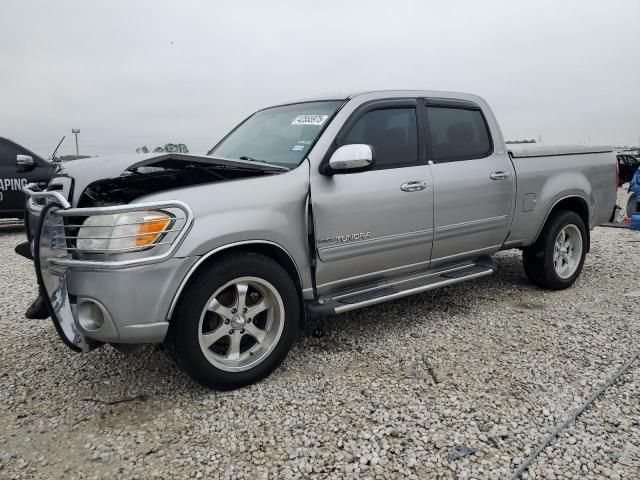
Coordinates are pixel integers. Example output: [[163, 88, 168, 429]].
[[1, 0, 639, 158]]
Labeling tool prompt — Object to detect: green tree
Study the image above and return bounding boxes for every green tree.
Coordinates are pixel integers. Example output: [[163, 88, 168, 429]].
[[163, 143, 178, 153], [142, 143, 190, 154]]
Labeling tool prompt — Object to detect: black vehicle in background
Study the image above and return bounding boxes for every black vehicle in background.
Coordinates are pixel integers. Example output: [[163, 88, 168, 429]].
[[0, 137, 55, 219], [617, 153, 640, 185]]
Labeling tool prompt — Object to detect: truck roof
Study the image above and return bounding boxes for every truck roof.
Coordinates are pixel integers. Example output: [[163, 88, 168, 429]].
[[281, 89, 484, 104]]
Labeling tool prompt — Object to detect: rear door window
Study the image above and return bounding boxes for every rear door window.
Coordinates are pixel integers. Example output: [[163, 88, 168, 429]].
[[425, 106, 492, 162]]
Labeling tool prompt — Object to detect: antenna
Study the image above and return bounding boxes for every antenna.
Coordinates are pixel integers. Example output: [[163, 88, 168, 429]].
[[50, 135, 65, 162]]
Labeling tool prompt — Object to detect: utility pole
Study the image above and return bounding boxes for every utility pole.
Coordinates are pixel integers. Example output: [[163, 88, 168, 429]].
[[71, 128, 80, 159]]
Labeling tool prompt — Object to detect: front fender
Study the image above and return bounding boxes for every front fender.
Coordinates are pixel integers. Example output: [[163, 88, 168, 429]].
[[175, 207, 312, 291], [137, 161, 314, 292]]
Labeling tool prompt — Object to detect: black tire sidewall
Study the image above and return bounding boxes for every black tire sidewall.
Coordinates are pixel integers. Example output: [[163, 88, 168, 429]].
[[172, 253, 300, 390], [541, 211, 587, 289]]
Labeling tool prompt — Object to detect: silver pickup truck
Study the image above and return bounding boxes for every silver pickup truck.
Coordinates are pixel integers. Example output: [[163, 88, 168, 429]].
[[22, 90, 616, 390]]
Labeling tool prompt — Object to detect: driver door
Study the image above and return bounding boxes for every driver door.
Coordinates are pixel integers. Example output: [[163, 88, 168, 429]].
[[309, 99, 434, 296]]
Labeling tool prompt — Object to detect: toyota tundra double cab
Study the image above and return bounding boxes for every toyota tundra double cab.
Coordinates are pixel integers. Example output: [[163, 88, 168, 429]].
[[21, 90, 617, 389]]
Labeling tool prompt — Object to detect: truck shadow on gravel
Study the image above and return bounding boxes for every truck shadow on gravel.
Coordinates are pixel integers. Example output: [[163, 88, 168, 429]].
[[113, 253, 532, 377], [60, 252, 534, 397], [310, 251, 531, 347], [16, 247, 551, 399], [0, 222, 25, 234]]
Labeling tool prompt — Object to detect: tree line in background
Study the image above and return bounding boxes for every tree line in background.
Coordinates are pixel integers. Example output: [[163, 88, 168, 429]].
[[505, 139, 537, 144], [136, 143, 189, 154], [52, 142, 190, 161]]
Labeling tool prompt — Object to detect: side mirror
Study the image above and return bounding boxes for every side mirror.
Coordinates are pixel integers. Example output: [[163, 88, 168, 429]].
[[16, 154, 35, 172], [326, 144, 374, 174]]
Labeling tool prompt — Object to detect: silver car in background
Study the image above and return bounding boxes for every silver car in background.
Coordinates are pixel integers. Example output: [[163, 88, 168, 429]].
[[22, 90, 617, 389]]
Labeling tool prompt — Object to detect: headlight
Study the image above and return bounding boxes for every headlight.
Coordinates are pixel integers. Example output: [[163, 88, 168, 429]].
[[76, 211, 171, 252]]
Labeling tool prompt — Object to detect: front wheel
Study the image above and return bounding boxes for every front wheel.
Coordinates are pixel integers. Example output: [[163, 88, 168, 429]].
[[522, 210, 587, 290], [169, 252, 300, 390]]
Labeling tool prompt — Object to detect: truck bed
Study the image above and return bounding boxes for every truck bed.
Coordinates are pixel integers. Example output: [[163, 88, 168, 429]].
[[504, 144, 617, 248]]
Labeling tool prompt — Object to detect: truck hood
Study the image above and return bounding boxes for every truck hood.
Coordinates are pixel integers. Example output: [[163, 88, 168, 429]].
[[55, 152, 287, 206]]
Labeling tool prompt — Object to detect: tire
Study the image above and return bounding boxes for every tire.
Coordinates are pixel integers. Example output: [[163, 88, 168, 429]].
[[626, 193, 639, 218], [169, 252, 300, 390], [522, 210, 587, 290]]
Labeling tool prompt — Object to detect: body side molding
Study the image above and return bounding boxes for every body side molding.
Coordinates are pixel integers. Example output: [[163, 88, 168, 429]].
[[317, 229, 433, 262]]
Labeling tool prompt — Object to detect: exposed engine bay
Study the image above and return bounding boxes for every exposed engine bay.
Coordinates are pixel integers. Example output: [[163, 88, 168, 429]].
[[77, 157, 282, 208]]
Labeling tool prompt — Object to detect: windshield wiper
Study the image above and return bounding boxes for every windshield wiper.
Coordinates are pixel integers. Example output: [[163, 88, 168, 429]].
[[237, 155, 290, 171]]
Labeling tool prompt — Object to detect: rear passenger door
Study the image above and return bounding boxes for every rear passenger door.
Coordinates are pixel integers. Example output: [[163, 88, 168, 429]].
[[422, 98, 515, 267]]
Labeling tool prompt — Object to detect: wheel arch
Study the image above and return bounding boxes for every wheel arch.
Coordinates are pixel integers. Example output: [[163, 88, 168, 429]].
[[534, 195, 590, 251], [167, 240, 306, 324]]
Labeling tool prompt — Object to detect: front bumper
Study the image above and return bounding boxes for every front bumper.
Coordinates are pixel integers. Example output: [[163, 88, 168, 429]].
[[25, 184, 196, 351], [65, 258, 197, 345]]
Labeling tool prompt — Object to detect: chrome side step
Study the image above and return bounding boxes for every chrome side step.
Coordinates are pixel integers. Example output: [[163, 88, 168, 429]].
[[306, 258, 496, 316]]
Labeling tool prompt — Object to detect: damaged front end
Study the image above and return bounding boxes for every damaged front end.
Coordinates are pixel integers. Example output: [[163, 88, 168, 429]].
[[28, 195, 194, 352], [23, 152, 285, 352], [76, 154, 285, 208]]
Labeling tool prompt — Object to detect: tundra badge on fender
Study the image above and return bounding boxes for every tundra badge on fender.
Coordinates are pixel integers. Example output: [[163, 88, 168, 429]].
[[318, 232, 372, 244]]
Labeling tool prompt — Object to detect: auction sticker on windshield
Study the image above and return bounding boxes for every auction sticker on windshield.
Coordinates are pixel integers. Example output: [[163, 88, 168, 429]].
[[291, 114, 328, 126]]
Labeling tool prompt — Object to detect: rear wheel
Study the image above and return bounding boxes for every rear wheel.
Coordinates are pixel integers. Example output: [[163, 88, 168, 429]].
[[169, 252, 299, 390], [522, 210, 587, 290]]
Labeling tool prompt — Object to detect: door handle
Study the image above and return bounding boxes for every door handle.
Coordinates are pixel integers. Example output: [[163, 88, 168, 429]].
[[489, 171, 510, 180], [400, 181, 427, 192]]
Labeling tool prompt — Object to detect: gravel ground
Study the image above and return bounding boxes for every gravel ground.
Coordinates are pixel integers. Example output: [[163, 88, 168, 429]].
[[0, 189, 638, 479]]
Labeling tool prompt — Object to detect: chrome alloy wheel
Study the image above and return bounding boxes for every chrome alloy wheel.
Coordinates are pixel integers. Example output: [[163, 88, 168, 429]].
[[197, 276, 285, 372], [553, 224, 583, 279]]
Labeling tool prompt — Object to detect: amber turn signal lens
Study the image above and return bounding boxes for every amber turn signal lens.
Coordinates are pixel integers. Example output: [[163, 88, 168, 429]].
[[136, 214, 171, 247]]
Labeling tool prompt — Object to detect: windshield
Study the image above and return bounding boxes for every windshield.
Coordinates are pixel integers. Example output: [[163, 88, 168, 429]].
[[209, 101, 343, 168]]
